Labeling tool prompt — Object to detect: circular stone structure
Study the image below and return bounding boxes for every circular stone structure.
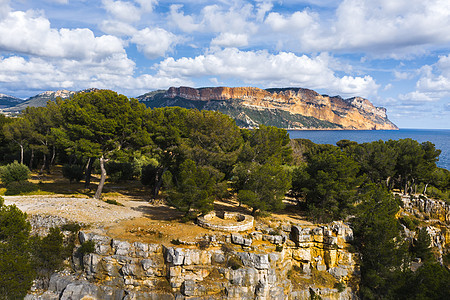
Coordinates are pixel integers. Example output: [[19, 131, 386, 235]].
[[197, 211, 254, 232]]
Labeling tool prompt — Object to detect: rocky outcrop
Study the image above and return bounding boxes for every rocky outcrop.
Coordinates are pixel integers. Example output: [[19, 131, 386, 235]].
[[139, 86, 397, 130], [28, 221, 359, 300], [400, 194, 450, 263], [401, 195, 450, 224]]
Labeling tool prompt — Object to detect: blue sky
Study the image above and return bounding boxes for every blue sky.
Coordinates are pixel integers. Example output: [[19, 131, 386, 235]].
[[0, 0, 449, 129]]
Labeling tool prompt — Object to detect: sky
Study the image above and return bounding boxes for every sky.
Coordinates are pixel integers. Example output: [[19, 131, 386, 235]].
[[0, 0, 449, 129]]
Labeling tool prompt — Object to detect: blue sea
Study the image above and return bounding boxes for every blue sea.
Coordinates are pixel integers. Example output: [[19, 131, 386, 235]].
[[288, 129, 450, 171]]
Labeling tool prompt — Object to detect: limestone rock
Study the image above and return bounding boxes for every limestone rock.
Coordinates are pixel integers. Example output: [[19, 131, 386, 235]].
[[237, 252, 270, 270]]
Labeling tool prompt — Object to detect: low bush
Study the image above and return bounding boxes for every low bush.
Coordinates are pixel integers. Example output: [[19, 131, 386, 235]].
[[32, 227, 66, 282], [197, 240, 210, 250], [0, 161, 30, 185], [77, 240, 96, 256], [61, 223, 81, 233], [5, 181, 38, 195], [171, 239, 182, 245], [400, 215, 419, 231], [227, 256, 243, 270], [105, 199, 123, 206], [62, 164, 84, 183], [427, 186, 450, 203], [334, 282, 346, 293]]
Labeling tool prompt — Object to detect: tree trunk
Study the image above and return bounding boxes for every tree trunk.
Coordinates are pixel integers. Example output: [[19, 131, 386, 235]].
[[94, 155, 107, 200], [252, 207, 258, 216], [404, 175, 408, 195], [39, 154, 47, 175], [29, 148, 34, 170], [47, 146, 55, 173], [152, 166, 168, 199], [84, 158, 94, 189], [20, 144, 24, 165]]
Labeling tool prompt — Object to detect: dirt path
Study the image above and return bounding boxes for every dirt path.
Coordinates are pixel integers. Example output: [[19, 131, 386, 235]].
[[2, 195, 217, 244], [3, 195, 145, 225], [3, 195, 313, 244]]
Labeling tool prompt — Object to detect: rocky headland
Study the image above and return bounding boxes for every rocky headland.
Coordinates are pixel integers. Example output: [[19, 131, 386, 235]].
[[139, 86, 398, 130]]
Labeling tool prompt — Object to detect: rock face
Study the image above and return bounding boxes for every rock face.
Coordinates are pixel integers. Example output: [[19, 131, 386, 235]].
[[0, 93, 24, 109], [29, 221, 359, 300], [139, 86, 397, 130], [2, 88, 100, 113], [400, 194, 450, 263], [3, 90, 76, 113]]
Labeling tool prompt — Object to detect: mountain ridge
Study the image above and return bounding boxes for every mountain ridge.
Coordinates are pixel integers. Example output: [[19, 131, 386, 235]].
[[0, 93, 24, 109], [138, 86, 398, 130], [1, 86, 398, 130]]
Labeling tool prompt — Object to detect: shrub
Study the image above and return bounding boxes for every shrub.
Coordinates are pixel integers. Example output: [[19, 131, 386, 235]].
[[105, 199, 123, 206], [227, 256, 243, 270], [334, 282, 346, 293], [77, 240, 96, 256], [61, 223, 81, 233], [197, 240, 210, 250], [5, 181, 39, 195], [400, 216, 419, 231], [62, 164, 84, 183], [32, 227, 66, 282], [105, 161, 134, 182], [0, 202, 35, 299], [171, 239, 182, 245], [0, 161, 30, 185], [427, 186, 450, 202], [132, 156, 158, 179]]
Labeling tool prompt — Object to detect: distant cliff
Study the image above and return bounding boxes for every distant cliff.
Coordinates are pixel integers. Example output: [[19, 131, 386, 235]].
[[0, 93, 24, 109], [1, 88, 99, 113], [139, 86, 398, 130]]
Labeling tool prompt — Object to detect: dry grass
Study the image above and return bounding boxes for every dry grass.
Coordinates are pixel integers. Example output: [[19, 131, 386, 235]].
[[288, 266, 338, 290]]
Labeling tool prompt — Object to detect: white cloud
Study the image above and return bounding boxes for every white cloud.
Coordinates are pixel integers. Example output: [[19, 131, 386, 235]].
[[398, 91, 435, 103], [0, 54, 188, 96], [44, 0, 69, 4], [0, 10, 125, 60], [157, 48, 379, 98], [211, 33, 248, 48], [265, 11, 315, 31], [256, 1, 273, 21], [169, 2, 257, 35], [0, 0, 10, 19], [264, 0, 450, 57], [102, 0, 141, 23], [395, 55, 450, 108], [394, 71, 414, 80], [100, 20, 137, 36], [135, 0, 157, 12], [414, 55, 450, 95], [168, 4, 202, 33], [131, 27, 179, 59]]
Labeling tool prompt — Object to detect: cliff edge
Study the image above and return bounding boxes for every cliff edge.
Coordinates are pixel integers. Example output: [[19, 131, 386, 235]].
[[139, 86, 398, 130]]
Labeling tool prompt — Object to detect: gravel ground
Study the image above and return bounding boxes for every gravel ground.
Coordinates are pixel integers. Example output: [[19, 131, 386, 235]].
[[3, 195, 145, 225]]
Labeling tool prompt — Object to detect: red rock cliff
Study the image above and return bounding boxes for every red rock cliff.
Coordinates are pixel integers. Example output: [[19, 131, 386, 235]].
[[164, 86, 398, 130]]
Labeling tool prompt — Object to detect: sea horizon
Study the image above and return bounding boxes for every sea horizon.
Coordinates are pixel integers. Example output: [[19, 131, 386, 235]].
[[288, 128, 450, 171]]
